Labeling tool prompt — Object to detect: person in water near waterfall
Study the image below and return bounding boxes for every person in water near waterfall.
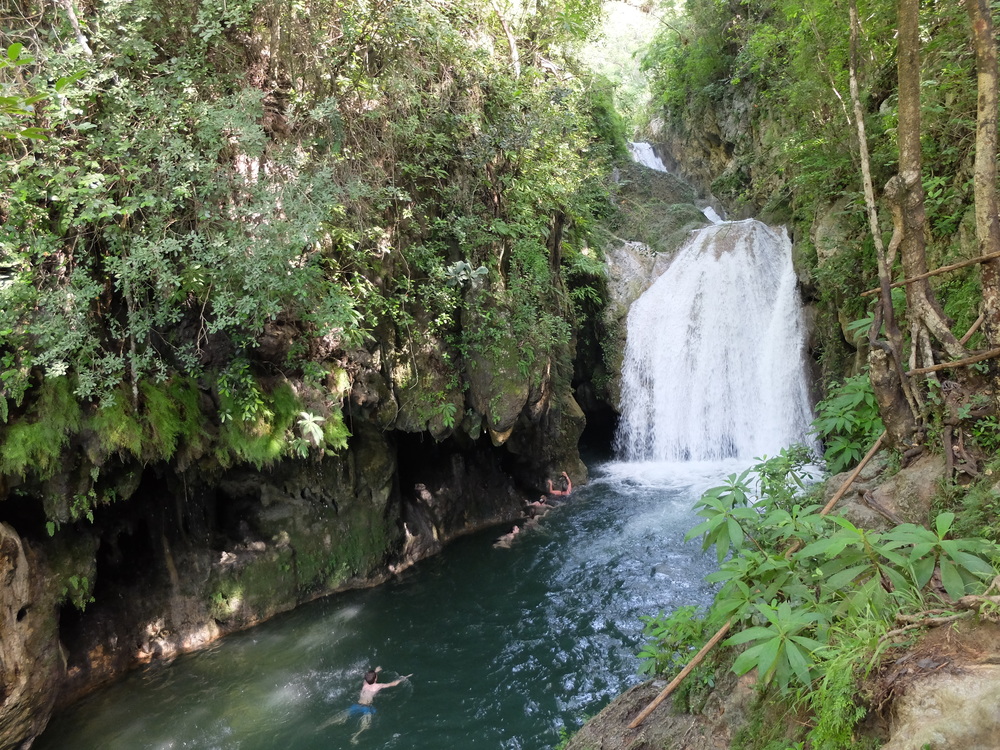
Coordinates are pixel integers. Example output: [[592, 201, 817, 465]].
[[494, 524, 520, 548], [523, 471, 571, 520], [547, 471, 572, 497], [321, 666, 411, 744]]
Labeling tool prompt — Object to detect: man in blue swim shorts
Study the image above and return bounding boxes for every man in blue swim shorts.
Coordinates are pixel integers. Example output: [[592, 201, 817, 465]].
[[322, 666, 411, 744]]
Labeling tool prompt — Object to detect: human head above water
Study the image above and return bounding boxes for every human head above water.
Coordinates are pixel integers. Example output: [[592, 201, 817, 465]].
[[365, 670, 378, 684]]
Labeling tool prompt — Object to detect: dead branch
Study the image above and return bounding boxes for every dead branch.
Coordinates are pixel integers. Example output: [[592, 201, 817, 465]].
[[819, 432, 887, 516], [626, 620, 732, 730], [896, 609, 954, 622], [905, 347, 1000, 376], [883, 586, 1000, 642], [960, 313, 986, 345], [956, 593, 1000, 610], [861, 251, 1000, 297], [861, 489, 904, 525], [882, 611, 973, 641]]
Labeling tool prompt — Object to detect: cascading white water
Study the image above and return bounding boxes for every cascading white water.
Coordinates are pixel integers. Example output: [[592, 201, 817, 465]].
[[615, 219, 816, 462], [627, 141, 668, 171], [627, 140, 725, 224]]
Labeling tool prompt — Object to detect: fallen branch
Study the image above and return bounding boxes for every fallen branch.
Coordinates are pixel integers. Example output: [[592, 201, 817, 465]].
[[783, 433, 885, 561], [818, 432, 887, 516], [905, 347, 1000, 376], [956, 593, 1000, 610], [960, 313, 986, 345], [881, 586, 1000, 642], [630, 433, 887, 730], [861, 489, 904, 525], [627, 620, 732, 730], [882, 610, 973, 642], [895, 609, 953, 622], [861, 251, 1000, 297]]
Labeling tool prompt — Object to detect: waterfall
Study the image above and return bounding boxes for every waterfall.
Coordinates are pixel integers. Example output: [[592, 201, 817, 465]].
[[627, 141, 668, 172], [615, 219, 815, 462], [627, 141, 724, 224]]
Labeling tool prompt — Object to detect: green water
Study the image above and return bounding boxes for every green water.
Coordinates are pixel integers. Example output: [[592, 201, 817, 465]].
[[35, 460, 729, 750]]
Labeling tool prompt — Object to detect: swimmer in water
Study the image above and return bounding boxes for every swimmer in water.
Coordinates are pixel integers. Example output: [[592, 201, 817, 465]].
[[320, 666, 411, 744], [493, 524, 520, 548]]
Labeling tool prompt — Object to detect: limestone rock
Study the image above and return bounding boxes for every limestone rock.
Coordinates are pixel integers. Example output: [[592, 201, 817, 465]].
[[565, 670, 755, 750], [462, 294, 531, 435], [828, 451, 945, 530], [0, 523, 64, 750], [882, 664, 1000, 750], [812, 198, 854, 267]]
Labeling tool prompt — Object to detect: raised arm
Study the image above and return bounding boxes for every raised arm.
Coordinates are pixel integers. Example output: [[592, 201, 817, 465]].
[[547, 472, 572, 496]]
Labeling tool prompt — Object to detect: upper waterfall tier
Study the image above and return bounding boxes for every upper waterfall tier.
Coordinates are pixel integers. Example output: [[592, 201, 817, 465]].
[[615, 219, 815, 462], [627, 141, 668, 172]]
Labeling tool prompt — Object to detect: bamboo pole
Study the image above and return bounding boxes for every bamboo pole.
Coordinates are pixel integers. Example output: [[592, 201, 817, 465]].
[[860, 251, 1000, 297], [628, 431, 887, 731], [905, 346, 1000, 376]]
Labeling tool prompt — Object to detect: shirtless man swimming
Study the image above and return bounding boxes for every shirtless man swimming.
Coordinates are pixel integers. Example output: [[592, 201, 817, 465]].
[[359, 667, 408, 705], [321, 666, 411, 744]]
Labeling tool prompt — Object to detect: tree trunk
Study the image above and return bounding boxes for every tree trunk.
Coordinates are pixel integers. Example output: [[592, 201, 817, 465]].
[[964, 0, 1000, 349], [894, 0, 965, 367], [849, 0, 919, 445], [869, 346, 919, 450]]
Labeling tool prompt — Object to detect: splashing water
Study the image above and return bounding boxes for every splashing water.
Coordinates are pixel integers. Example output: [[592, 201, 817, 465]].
[[615, 219, 815, 462]]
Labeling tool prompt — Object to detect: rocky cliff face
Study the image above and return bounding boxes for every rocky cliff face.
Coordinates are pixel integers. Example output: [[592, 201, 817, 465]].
[[0, 324, 587, 749]]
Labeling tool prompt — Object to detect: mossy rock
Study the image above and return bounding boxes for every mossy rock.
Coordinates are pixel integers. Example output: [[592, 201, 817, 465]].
[[208, 546, 298, 624], [615, 160, 698, 206], [612, 197, 708, 256], [462, 292, 531, 438]]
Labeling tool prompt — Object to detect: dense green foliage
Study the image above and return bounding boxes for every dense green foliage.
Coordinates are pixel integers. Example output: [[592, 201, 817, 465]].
[[641, 451, 1000, 747], [810, 374, 884, 473], [0, 0, 620, 505], [632, 3, 1000, 745]]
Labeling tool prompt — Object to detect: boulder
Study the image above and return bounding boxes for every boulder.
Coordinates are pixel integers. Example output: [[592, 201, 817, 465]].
[[565, 670, 755, 750], [882, 664, 1000, 750], [827, 451, 945, 530]]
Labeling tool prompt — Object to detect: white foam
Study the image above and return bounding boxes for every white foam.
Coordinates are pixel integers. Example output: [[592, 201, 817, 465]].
[[627, 141, 668, 172], [615, 220, 816, 462]]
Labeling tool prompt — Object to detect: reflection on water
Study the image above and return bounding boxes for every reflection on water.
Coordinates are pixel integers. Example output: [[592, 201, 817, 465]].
[[36, 460, 730, 750]]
